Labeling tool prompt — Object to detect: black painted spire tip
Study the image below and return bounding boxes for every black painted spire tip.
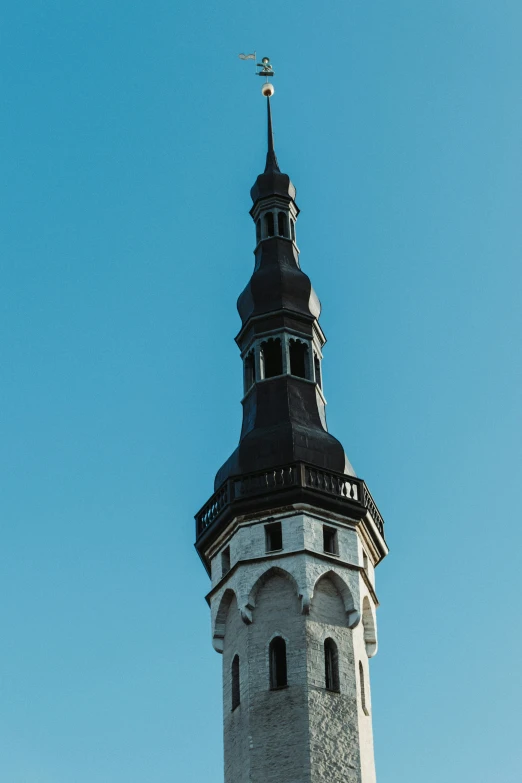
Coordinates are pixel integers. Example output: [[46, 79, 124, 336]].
[[265, 97, 280, 173], [250, 96, 295, 205]]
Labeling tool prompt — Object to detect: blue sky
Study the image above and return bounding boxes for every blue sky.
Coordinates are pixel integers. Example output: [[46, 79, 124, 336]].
[[1, 1, 521, 781]]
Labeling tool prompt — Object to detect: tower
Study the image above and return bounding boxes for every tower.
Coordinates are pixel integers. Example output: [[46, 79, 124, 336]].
[[195, 87, 388, 783]]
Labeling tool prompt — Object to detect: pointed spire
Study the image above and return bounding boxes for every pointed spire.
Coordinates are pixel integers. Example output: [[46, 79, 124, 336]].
[[265, 97, 280, 173]]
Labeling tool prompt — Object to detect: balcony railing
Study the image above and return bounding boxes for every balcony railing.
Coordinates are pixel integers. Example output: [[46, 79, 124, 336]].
[[195, 462, 384, 540]]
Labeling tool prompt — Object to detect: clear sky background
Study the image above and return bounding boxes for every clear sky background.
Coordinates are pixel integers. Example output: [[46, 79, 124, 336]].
[[1, 1, 521, 781]]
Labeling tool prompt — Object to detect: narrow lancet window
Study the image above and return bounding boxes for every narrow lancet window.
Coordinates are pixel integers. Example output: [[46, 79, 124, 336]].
[[324, 638, 340, 692], [265, 212, 274, 237], [232, 654, 240, 710], [289, 339, 308, 379], [244, 351, 255, 392], [269, 637, 287, 689], [290, 219, 295, 241], [260, 338, 283, 378], [256, 219, 261, 244], [359, 661, 369, 715], [277, 211, 289, 237]]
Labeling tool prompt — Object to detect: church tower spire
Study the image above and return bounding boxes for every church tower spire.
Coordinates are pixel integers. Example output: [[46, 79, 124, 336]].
[[195, 70, 388, 783], [265, 96, 280, 172]]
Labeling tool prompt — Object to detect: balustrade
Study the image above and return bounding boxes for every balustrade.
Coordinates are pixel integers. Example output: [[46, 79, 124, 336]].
[[195, 461, 384, 539]]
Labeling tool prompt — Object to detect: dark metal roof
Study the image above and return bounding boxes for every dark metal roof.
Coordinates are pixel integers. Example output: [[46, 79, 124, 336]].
[[215, 376, 355, 491], [214, 97, 356, 491], [237, 238, 320, 327]]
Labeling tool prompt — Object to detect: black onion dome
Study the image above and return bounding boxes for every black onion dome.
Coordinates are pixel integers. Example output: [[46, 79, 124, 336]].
[[250, 170, 296, 204], [237, 238, 321, 326]]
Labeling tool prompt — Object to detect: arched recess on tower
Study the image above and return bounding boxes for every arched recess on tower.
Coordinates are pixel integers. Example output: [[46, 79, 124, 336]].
[[246, 565, 303, 619], [362, 595, 377, 657], [310, 570, 360, 628], [212, 588, 237, 653]]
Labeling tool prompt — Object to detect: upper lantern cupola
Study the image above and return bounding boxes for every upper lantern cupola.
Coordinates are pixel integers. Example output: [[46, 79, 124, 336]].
[[238, 95, 318, 329], [250, 98, 299, 251]]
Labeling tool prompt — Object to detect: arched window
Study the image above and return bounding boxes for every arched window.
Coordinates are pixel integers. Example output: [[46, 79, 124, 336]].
[[277, 211, 289, 238], [256, 219, 261, 244], [359, 660, 369, 715], [289, 339, 308, 379], [314, 354, 322, 389], [232, 654, 240, 710], [244, 350, 255, 392], [269, 636, 287, 689], [324, 638, 340, 692], [260, 338, 283, 378], [265, 212, 275, 237]]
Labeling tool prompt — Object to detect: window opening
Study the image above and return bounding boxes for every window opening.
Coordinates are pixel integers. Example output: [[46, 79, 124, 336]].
[[244, 351, 255, 392], [363, 550, 369, 573], [260, 338, 283, 378], [290, 220, 295, 241], [232, 655, 240, 710], [323, 526, 338, 555], [359, 661, 369, 715], [221, 546, 231, 577], [265, 521, 283, 552], [314, 355, 322, 389], [324, 638, 340, 692], [277, 211, 289, 238], [265, 212, 274, 237], [289, 339, 308, 379], [269, 637, 287, 689], [256, 219, 261, 244]]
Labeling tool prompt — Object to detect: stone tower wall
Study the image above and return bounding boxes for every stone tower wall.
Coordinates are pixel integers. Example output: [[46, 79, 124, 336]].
[[306, 575, 362, 783], [223, 592, 251, 782], [213, 509, 379, 783]]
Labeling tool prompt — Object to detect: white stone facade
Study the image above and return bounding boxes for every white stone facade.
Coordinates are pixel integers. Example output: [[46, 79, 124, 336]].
[[203, 504, 383, 783]]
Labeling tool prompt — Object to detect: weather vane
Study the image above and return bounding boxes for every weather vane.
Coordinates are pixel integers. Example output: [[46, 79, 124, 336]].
[[238, 52, 275, 97]]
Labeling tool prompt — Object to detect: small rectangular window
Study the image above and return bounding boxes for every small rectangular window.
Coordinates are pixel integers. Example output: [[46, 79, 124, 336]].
[[221, 546, 231, 576], [362, 550, 369, 572], [323, 526, 338, 555], [265, 522, 283, 552]]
